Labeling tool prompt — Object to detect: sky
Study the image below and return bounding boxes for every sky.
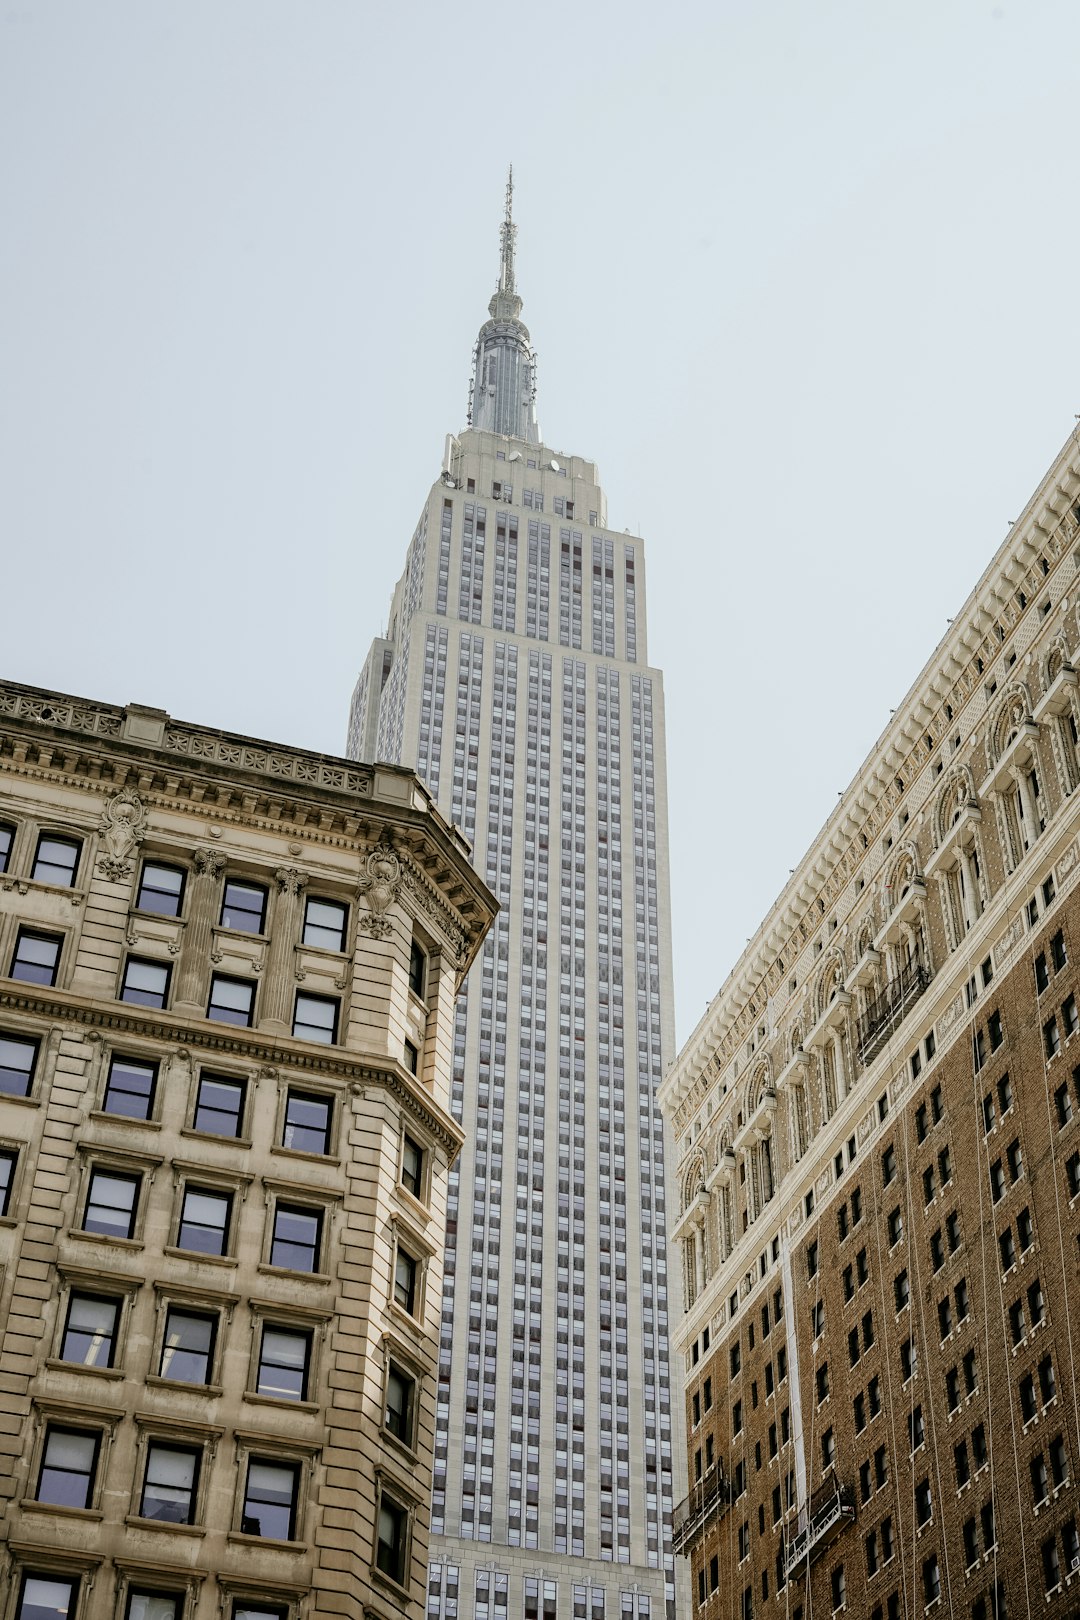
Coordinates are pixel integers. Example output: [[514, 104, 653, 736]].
[[2, 0, 1079, 1045]]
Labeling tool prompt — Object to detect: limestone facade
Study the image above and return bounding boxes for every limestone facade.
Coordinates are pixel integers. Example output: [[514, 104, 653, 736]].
[[660, 431, 1080, 1616], [0, 680, 496, 1620]]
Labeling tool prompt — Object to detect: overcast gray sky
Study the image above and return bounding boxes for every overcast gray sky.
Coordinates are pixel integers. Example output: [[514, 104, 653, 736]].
[[3, 0, 1078, 1043]]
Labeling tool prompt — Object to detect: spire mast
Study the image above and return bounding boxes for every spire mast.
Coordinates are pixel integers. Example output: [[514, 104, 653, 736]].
[[499, 165, 516, 295]]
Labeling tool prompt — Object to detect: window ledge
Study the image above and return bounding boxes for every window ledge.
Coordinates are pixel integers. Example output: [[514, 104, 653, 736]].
[[44, 1357, 124, 1381], [396, 1185, 432, 1225], [144, 1374, 224, 1396], [270, 1146, 341, 1169], [226, 1531, 305, 1553], [0, 1092, 41, 1109], [163, 1246, 238, 1269], [370, 1566, 413, 1602], [179, 1128, 253, 1148], [382, 1430, 422, 1467], [65, 1230, 145, 1252], [256, 1263, 332, 1286], [21, 1500, 103, 1521], [88, 1109, 162, 1131], [125, 1514, 207, 1537], [242, 1392, 320, 1415]]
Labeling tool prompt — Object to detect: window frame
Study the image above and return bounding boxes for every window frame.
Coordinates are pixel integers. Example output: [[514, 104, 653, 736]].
[[57, 1289, 125, 1374], [31, 832, 82, 889], [291, 990, 339, 1047], [400, 1130, 429, 1205], [372, 1474, 416, 1592], [0, 820, 15, 876], [33, 1422, 103, 1513], [301, 895, 349, 954], [155, 1302, 221, 1389], [279, 1087, 335, 1158], [174, 1183, 235, 1259], [119, 955, 172, 1010], [190, 1068, 249, 1141], [137, 1438, 204, 1527], [0, 1028, 41, 1099], [11, 928, 64, 987], [207, 973, 257, 1029], [100, 1052, 160, 1122], [265, 1194, 329, 1278], [14, 1571, 83, 1620], [81, 1165, 143, 1243], [219, 879, 269, 936], [237, 1453, 304, 1545], [135, 860, 188, 919]]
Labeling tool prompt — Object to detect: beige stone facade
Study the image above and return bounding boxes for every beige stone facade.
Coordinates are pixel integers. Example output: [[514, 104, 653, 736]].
[[0, 681, 496, 1620], [661, 431, 1080, 1617]]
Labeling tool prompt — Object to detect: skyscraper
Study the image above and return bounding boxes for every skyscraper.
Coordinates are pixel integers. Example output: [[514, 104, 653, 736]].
[[348, 177, 680, 1620]]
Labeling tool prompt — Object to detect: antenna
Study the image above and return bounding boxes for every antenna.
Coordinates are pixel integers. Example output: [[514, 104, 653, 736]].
[[499, 164, 516, 295]]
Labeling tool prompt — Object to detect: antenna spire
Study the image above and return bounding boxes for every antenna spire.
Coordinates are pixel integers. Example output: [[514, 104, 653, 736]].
[[499, 165, 516, 295]]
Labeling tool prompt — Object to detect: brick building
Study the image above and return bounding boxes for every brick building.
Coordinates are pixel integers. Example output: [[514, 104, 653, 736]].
[[660, 429, 1080, 1618], [0, 680, 495, 1620]]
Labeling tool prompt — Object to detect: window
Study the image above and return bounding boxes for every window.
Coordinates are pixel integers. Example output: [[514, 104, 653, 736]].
[[177, 1187, 232, 1256], [221, 881, 267, 934], [257, 1325, 312, 1402], [922, 1166, 936, 1206], [193, 1072, 245, 1137], [1045, 1017, 1061, 1059], [807, 1241, 819, 1279], [1043, 1535, 1062, 1594], [915, 1479, 932, 1527], [17, 1576, 80, 1620], [868, 1375, 881, 1417], [403, 1040, 419, 1074], [963, 1348, 978, 1394], [923, 1554, 940, 1606], [136, 862, 185, 917], [401, 1134, 424, 1199], [816, 1364, 830, 1404], [843, 1264, 854, 1302], [1032, 1451, 1049, 1504], [733, 1400, 744, 1435], [140, 1443, 200, 1523], [901, 1337, 916, 1382], [283, 1091, 332, 1155], [894, 1270, 909, 1311], [208, 974, 255, 1027], [973, 1423, 987, 1468], [939, 1145, 953, 1184], [376, 1488, 410, 1585], [242, 1457, 300, 1540], [36, 1425, 99, 1508], [730, 1342, 741, 1376], [1018, 1207, 1034, 1252], [83, 1168, 139, 1239], [990, 1160, 1005, 1202], [930, 1229, 944, 1271], [955, 1439, 970, 1486], [303, 897, 348, 952], [882, 1145, 896, 1185], [956, 1277, 970, 1321], [293, 992, 338, 1045], [821, 1427, 836, 1468], [160, 1308, 216, 1384], [998, 1074, 1013, 1113], [946, 1367, 960, 1412], [909, 1405, 924, 1451], [62, 1293, 121, 1368], [1036, 952, 1050, 992], [811, 1300, 824, 1339], [1009, 1299, 1027, 1345], [1068, 1152, 1080, 1197], [830, 1566, 845, 1612], [1020, 1374, 1037, 1422], [946, 1211, 961, 1252], [0, 1031, 38, 1096], [1056, 1081, 1073, 1127], [988, 1010, 1003, 1050], [999, 1228, 1016, 1272], [103, 1055, 158, 1120], [853, 1393, 866, 1432], [916, 1102, 928, 1141], [983, 1094, 996, 1135], [1053, 929, 1068, 970], [385, 1360, 416, 1445], [127, 1593, 185, 1620], [857, 1247, 869, 1284], [1065, 994, 1079, 1038], [1051, 1433, 1069, 1487], [32, 834, 80, 887], [270, 1203, 323, 1273], [0, 822, 12, 874], [409, 939, 427, 998], [888, 1207, 903, 1245], [1008, 1139, 1024, 1181], [394, 1244, 419, 1315], [11, 929, 62, 986], [121, 956, 170, 1008], [1040, 1354, 1057, 1405]]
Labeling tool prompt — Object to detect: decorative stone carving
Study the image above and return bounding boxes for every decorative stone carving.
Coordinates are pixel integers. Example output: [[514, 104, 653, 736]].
[[97, 789, 147, 880], [275, 868, 308, 898], [357, 841, 401, 939], [193, 849, 227, 880]]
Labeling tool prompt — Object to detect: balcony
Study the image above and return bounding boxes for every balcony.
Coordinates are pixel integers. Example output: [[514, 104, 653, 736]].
[[784, 1477, 855, 1579], [672, 1466, 730, 1554], [857, 951, 931, 1065]]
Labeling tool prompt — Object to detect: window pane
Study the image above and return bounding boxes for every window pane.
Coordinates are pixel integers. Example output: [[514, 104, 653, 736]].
[[208, 975, 254, 1026], [402, 1135, 423, 1196], [0, 1149, 15, 1217], [293, 993, 338, 1045], [33, 836, 80, 886], [141, 1444, 197, 1522], [127, 1594, 183, 1620], [0, 1032, 37, 1095], [19, 1576, 77, 1620], [386, 1364, 413, 1440], [84, 1171, 138, 1238], [121, 958, 170, 1008], [283, 1092, 331, 1155], [62, 1294, 119, 1368], [303, 898, 348, 951], [136, 863, 185, 917], [271, 1205, 320, 1271], [103, 1056, 157, 1119], [160, 1309, 215, 1383], [221, 882, 267, 933], [244, 1460, 297, 1539], [0, 824, 13, 874], [12, 930, 61, 985], [258, 1328, 310, 1401], [193, 1074, 245, 1136], [39, 1427, 97, 1508], [178, 1189, 230, 1254]]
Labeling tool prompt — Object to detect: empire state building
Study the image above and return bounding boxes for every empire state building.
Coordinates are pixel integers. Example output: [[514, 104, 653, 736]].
[[348, 178, 679, 1620]]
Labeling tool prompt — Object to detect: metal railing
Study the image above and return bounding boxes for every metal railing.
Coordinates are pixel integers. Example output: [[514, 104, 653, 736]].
[[857, 953, 931, 1064], [784, 1479, 855, 1578], [671, 1466, 730, 1553]]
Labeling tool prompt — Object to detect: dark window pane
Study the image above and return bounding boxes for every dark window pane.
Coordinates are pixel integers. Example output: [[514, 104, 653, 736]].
[[283, 1091, 331, 1155], [38, 1427, 97, 1508], [11, 930, 62, 986], [243, 1459, 298, 1540], [377, 1495, 409, 1582], [103, 1055, 157, 1119], [221, 881, 267, 934], [141, 1444, 198, 1523], [293, 993, 338, 1045], [409, 939, 426, 997], [193, 1074, 245, 1137], [257, 1327, 310, 1401], [386, 1363, 414, 1442], [401, 1135, 423, 1197], [62, 1294, 120, 1368], [121, 957, 170, 1008], [32, 835, 80, 887], [302, 897, 348, 952], [0, 1148, 16, 1217], [0, 823, 13, 874], [0, 1032, 38, 1096], [178, 1188, 231, 1255], [160, 1309, 215, 1383], [136, 862, 185, 917], [395, 1249, 418, 1314], [208, 975, 254, 1027], [271, 1205, 321, 1271], [84, 1171, 139, 1239]]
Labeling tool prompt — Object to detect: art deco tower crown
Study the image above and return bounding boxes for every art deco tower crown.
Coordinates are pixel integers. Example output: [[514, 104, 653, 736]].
[[467, 168, 540, 443]]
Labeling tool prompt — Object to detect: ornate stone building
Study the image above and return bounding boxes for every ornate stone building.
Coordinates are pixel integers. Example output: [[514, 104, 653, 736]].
[[0, 680, 496, 1620], [661, 430, 1080, 1617]]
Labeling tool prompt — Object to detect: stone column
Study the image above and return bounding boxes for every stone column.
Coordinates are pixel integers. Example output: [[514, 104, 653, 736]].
[[1013, 765, 1038, 848], [174, 849, 226, 1013], [261, 868, 308, 1033], [960, 845, 981, 930]]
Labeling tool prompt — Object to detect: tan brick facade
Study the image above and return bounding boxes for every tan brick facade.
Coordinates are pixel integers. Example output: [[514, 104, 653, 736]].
[[661, 432, 1080, 1618], [0, 682, 495, 1620]]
